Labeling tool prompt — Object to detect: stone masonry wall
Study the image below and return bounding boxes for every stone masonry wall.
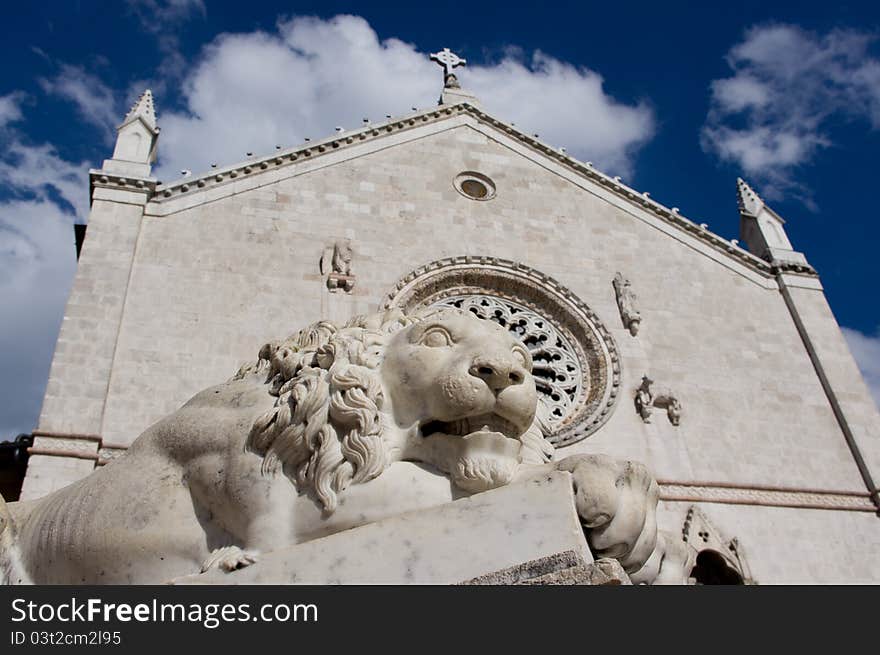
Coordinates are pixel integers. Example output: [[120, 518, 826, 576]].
[[24, 117, 880, 580]]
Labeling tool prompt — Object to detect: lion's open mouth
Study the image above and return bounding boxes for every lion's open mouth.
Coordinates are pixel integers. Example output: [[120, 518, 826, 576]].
[[419, 414, 522, 441]]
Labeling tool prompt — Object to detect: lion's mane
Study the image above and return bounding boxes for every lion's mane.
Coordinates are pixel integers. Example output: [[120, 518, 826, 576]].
[[237, 307, 554, 514], [236, 309, 413, 513]]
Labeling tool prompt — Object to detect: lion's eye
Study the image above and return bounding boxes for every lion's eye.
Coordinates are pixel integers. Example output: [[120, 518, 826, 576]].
[[420, 327, 453, 348]]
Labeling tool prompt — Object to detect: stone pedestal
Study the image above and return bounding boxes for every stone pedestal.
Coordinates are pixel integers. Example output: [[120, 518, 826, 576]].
[[176, 471, 624, 585]]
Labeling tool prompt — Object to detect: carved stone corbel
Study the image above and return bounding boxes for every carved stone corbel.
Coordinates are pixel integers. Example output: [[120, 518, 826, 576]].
[[320, 239, 355, 293], [613, 272, 641, 336], [635, 375, 681, 426]]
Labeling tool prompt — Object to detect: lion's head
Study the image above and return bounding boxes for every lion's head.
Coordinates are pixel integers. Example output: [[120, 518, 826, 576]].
[[238, 307, 553, 513]]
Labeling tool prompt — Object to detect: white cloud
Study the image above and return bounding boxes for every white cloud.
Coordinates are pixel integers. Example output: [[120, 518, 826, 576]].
[[154, 14, 654, 180], [39, 65, 119, 143], [702, 24, 880, 200], [842, 327, 880, 410], [0, 92, 24, 128], [0, 200, 77, 438], [0, 140, 90, 218], [0, 94, 86, 438], [467, 52, 654, 176]]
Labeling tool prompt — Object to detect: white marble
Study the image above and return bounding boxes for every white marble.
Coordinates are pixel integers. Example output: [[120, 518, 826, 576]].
[[176, 471, 590, 585], [3, 309, 676, 584]]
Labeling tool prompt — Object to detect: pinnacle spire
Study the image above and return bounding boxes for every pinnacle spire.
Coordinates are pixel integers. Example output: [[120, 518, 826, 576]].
[[120, 89, 158, 133], [102, 88, 160, 178], [736, 177, 807, 266], [736, 177, 777, 222]]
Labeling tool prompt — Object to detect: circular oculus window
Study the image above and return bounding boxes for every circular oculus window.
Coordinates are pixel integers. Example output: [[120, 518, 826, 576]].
[[454, 171, 496, 201]]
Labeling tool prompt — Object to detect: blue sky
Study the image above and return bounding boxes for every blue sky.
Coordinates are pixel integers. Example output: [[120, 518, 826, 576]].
[[2, 0, 879, 439]]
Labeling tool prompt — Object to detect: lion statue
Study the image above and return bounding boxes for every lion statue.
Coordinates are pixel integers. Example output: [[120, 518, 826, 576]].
[[1, 307, 691, 585]]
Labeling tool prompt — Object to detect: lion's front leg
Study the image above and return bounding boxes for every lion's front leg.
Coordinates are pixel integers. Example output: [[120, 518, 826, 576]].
[[556, 454, 661, 578], [187, 451, 298, 572]]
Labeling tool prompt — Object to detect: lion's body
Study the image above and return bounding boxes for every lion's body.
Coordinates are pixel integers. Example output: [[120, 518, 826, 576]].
[[2, 309, 680, 585], [8, 374, 459, 584]]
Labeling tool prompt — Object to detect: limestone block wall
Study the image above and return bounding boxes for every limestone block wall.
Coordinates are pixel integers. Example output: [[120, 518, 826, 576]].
[[23, 115, 880, 580], [21, 188, 147, 500], [781, 280, 880, 481]]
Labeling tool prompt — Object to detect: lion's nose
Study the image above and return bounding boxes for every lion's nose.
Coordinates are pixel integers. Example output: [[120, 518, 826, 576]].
[[469, 356, 526, 391]]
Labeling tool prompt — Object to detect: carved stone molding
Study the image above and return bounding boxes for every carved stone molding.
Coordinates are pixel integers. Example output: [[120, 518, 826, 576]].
[[383, 256, 621, 446], [612, 272, 641, 336], [97, 447, 128, 467], [659, 481, 875, 512], [89, 170, 157, 196], [28, 435, 99, 461], [31, 430, 101, 442]]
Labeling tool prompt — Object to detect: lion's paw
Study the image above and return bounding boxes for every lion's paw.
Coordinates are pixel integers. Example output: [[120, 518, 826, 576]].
[[201, 546, 259, 573]]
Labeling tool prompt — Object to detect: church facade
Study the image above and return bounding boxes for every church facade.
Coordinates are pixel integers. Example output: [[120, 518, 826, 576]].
[[22, 62, 880, 583]]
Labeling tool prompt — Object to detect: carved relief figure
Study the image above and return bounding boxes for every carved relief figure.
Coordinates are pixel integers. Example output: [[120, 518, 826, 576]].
[[613, 272, 641, 336], [635, 375, 681, 426], [635, 375, 654, 422], [1, 309, 684, 585], [322, 240, 355, 293], [655, 392, 682, 426], [331, 239, 352, 276]]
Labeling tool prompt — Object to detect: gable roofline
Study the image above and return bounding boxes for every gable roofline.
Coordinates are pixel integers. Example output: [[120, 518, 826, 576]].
[[93, 101, 814, 279]]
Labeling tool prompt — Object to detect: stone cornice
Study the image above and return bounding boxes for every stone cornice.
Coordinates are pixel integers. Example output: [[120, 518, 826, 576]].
[[145, 102, 816, 279], [90, 169, 158, 197]]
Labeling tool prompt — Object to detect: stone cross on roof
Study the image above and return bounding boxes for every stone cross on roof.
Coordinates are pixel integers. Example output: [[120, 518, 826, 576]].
[[430, 48, 466, 89]]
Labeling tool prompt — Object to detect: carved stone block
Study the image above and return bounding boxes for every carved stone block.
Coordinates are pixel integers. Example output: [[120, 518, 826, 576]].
[[174, 472, 593, 585]]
